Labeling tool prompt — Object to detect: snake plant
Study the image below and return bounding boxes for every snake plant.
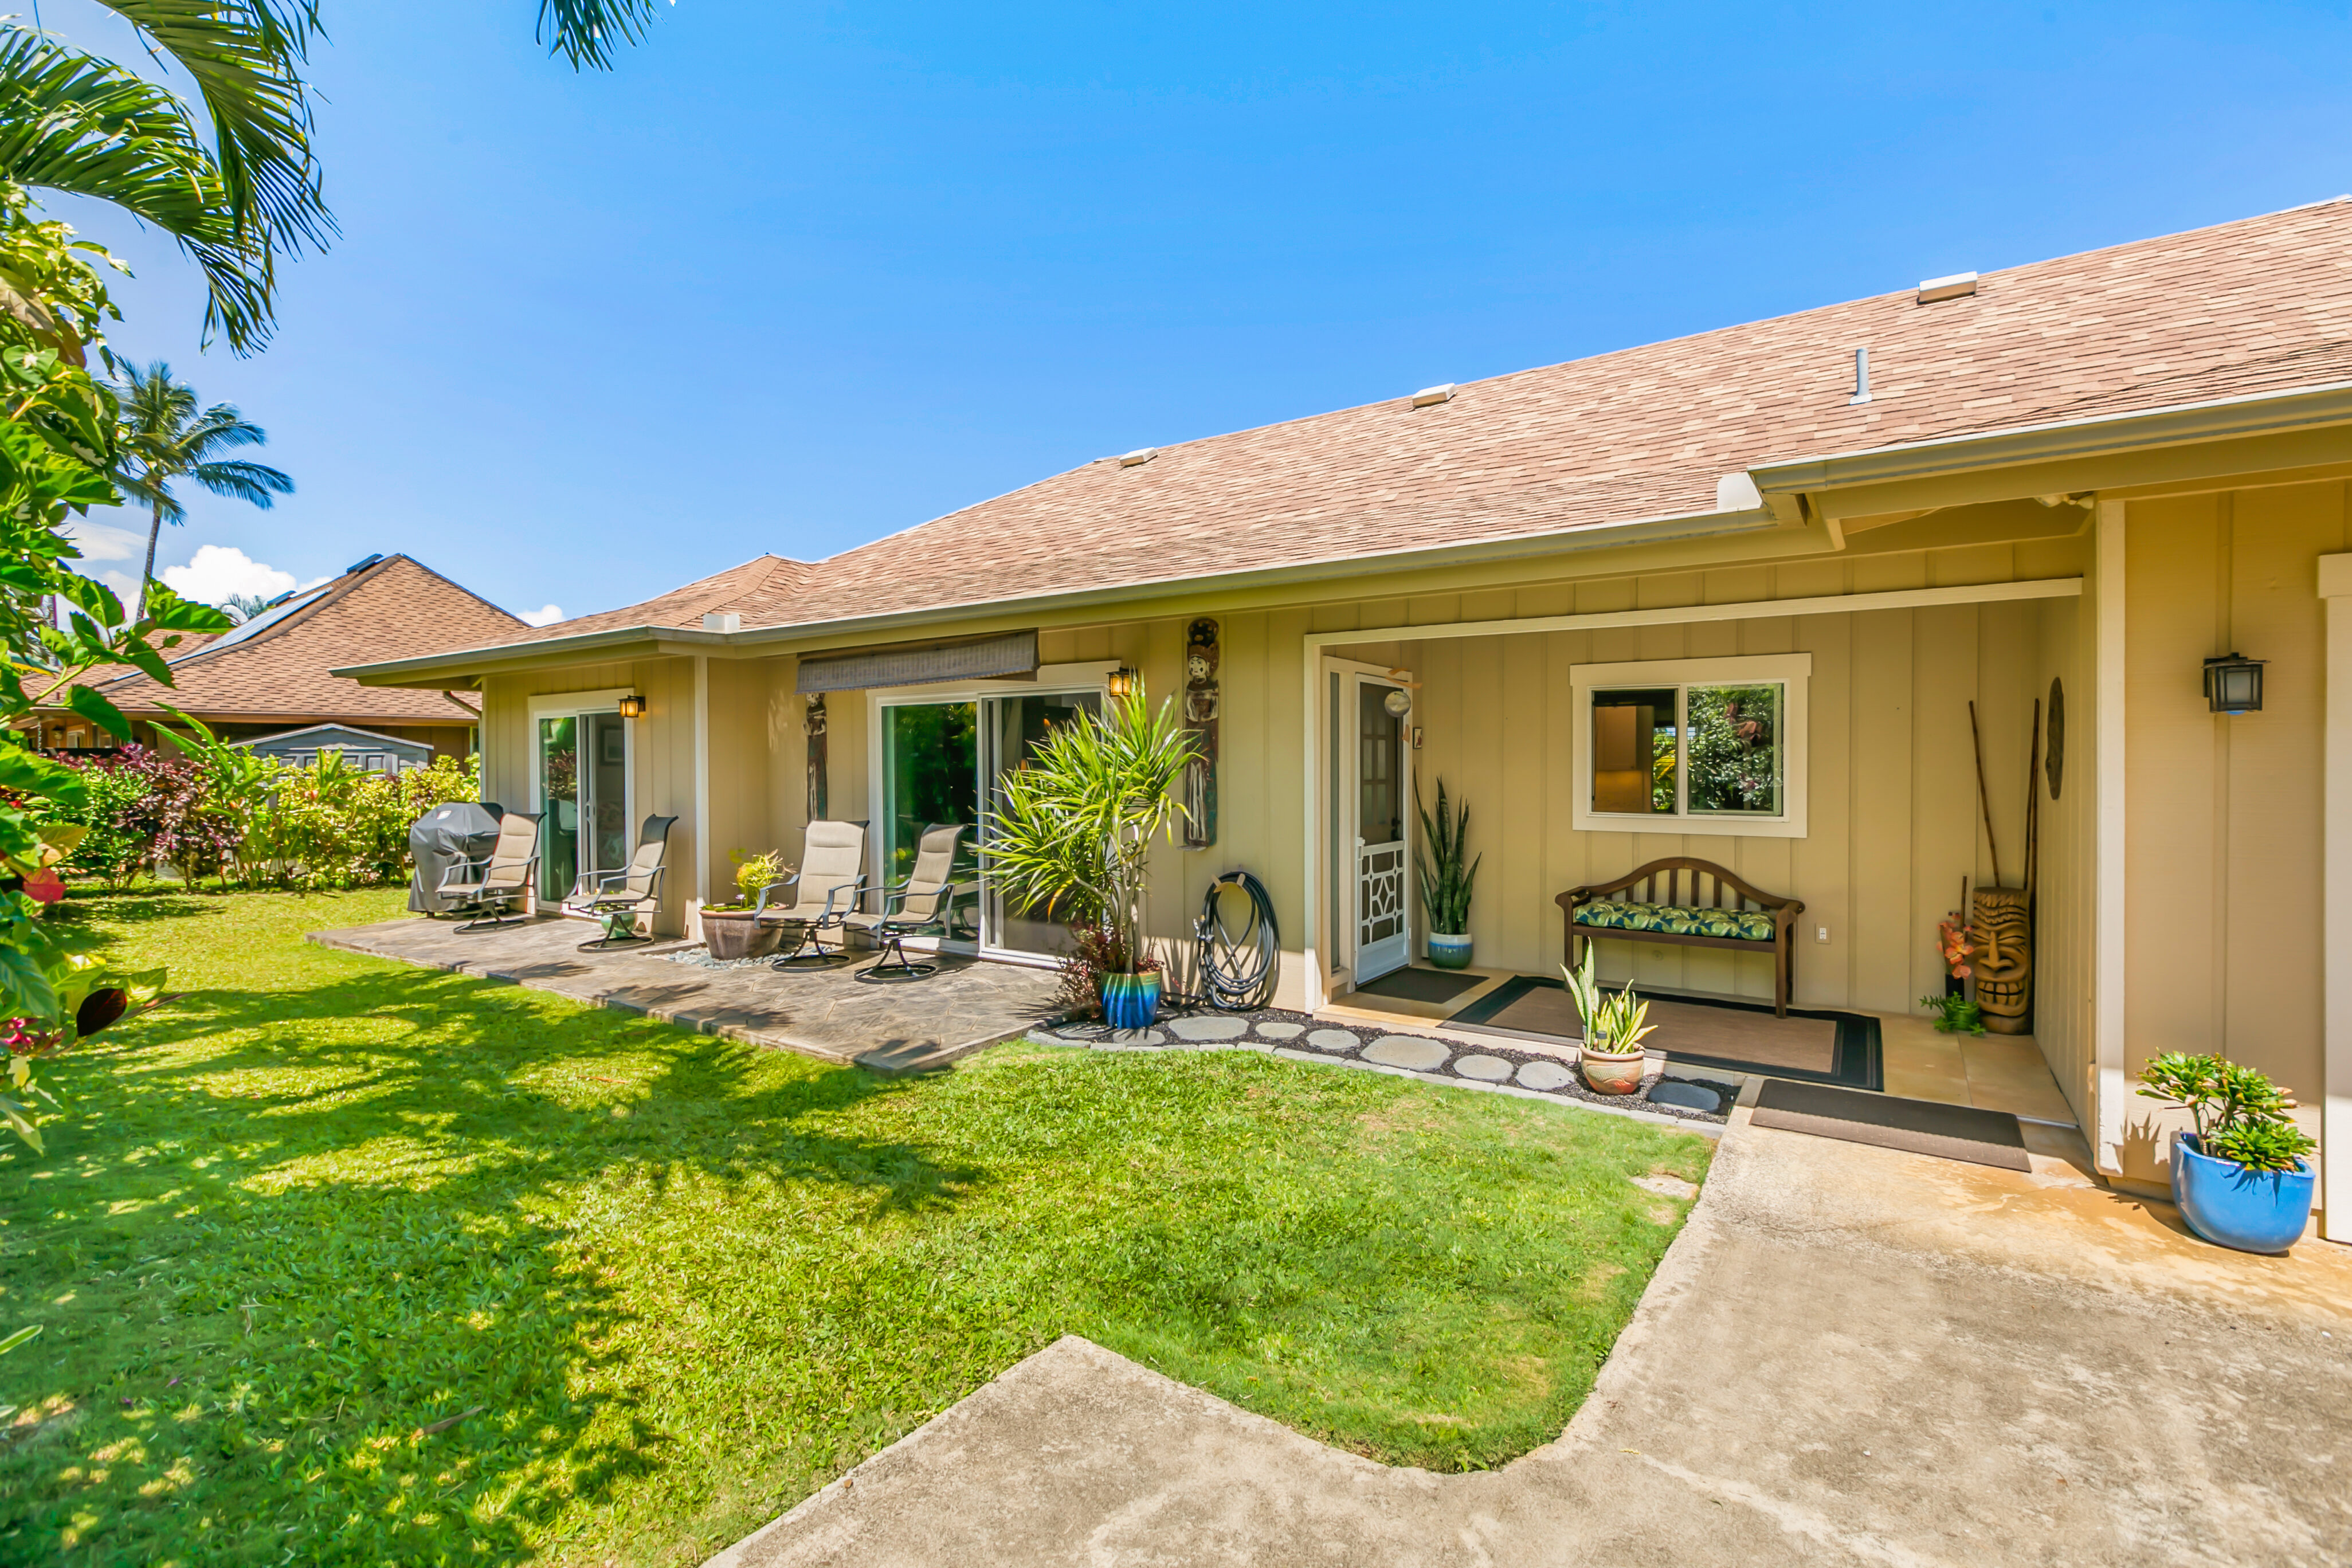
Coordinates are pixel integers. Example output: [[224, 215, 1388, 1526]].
[[1413, 776, 1480, 936]]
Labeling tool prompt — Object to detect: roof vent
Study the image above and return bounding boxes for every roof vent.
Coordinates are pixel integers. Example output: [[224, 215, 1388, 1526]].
[[702, 612, 742, 632], [1118, 448, 1156, 467], [346, 553, 385, 575], [1916, 271, 1978, 304], [1410, 383, 1456, 408]]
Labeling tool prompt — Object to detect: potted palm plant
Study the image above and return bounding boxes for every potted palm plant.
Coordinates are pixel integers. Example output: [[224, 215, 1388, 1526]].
[[2137, 1053, 2318, 1253], [1413, 777, 1480, 970], [986, 684, 1196, 1029], [1563, 945, 1655, 1095], [699, 849, 791, 961]]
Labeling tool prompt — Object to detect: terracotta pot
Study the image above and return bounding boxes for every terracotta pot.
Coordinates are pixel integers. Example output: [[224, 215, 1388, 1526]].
[[701, 908, 779, 961], [1579, 1045, 1647, 1096]]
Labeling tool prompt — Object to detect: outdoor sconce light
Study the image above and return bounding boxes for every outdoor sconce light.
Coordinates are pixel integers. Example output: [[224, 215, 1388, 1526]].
[[1106, 667, 1139, 698], [617, 693, 646, 719], [1383, 687, 1413, 718], [2202, 654, 2265, 715]]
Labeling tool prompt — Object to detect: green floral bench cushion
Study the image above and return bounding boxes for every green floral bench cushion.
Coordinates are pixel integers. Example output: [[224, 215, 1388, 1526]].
[[1572, 901, 1777, 941]]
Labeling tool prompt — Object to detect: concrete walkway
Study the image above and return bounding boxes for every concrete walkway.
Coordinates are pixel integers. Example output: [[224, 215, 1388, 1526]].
[[306, 914, 1063, 1075], [708, 1111, 2352, 1567]]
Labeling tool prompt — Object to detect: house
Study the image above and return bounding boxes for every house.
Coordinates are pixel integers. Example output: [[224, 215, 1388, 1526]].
[[339, 198, 2352, 1242], [46, 552, 526, 768]]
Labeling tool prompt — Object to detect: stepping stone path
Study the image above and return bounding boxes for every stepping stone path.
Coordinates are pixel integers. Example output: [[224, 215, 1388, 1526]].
[[1029, 1010, 1727, 1124], [1363, 1036, 1451, 1072], [1167, 1017, 1249, 1042], [1515, 1060, 1577, 1091]]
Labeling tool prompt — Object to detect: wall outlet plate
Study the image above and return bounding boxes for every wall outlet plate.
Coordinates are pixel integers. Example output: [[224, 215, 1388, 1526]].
[[1815, 925, 1831, 943]]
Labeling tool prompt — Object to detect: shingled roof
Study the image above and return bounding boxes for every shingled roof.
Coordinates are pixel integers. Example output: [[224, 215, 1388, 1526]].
[[96, 554, 526, 722], [470, 197, 2352, 650]]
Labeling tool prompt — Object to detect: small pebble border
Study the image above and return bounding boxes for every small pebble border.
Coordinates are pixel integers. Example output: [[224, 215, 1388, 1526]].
[[1033, 1005, 1735, 1128]]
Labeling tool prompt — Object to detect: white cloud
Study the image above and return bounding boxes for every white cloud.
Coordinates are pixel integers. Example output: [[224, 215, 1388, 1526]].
[[61, 516, 147, 564], [519, 603, 567, 627], [161, 544, 297, 606]]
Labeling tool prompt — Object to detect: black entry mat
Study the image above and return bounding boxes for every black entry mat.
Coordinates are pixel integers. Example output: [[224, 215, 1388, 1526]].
[[1354, 966, 1488, 1005], [1448, 975, 1883, 1091], [1751, 1079, 2030, 1171]]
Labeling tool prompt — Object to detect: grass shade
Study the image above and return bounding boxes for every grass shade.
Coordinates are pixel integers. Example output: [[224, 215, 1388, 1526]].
[[0, 887, 1711, 1566]]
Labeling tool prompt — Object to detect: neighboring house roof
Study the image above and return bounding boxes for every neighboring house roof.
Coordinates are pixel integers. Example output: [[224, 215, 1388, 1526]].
[[413, 197, 2352, 660], [92, 554, 526, 722], [232, 722, 436, 754]]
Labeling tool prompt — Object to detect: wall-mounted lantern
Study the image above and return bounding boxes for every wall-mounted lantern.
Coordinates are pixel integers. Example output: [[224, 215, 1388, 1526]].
[[617, 693, 647, 719], [1106, 666, 1139, 699], [2202, 654, 2265, 715]]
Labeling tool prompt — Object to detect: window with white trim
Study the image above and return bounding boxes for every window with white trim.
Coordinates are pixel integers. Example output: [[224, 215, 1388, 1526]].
[[1570, 654, 1810, 838]]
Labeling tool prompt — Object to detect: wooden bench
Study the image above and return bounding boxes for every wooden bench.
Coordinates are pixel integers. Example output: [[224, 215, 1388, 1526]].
[[1557, 857, 1806, 1016]]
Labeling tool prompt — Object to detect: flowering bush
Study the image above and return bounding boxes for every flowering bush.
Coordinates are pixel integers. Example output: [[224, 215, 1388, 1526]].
[[50, 746, 478, 891]]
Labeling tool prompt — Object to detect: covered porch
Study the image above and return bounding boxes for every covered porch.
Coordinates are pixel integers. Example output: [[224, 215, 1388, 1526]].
[[1303, 565, 2090, 1132]]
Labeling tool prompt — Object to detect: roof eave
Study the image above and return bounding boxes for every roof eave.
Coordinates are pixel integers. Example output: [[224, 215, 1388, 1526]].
[[334, 502, 1786, 684], [1750, 379, 2352, 497]]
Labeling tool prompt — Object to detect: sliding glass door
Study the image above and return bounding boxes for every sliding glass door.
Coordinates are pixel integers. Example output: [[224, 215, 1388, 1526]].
[[981, 690, 1102, 958], [537, 709, 629, 904], [874, 685, 1104, 961]]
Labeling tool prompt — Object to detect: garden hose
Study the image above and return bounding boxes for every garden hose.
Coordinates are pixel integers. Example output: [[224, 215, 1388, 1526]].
[[1192, 870, 1280, 1012]]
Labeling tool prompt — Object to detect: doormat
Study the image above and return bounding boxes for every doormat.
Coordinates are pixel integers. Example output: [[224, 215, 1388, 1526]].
[[1448, 975, 1883, 1091], [1751, 1079, 2030, 1171], [1353, 966, 1487, 1005]]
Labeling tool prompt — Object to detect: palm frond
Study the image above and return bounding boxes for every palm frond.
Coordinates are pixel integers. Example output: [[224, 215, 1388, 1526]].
[[0, 30, 278, 349], [189, 457, 289, 506], [538, 0, 665, 70], [93, 1, 330, 253]]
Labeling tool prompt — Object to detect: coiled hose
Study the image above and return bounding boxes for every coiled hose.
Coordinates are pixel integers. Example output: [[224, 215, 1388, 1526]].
[[1193, 869, 1280, 1012]]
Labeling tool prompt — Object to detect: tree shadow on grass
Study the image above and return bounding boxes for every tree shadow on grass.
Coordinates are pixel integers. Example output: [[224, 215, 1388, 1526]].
[[0, 961, 978, 1567]]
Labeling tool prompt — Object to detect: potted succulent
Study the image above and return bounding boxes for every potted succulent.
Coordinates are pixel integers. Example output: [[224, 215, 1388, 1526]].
[[1563, 946, 1655, 1095], [699, 849, 791, 961], [1414, 777, 1480, 970], [2137, 1053, 2318, 1253], [986, 683, 1197, 1030]]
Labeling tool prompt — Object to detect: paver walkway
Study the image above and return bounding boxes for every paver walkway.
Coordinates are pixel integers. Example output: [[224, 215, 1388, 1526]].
[[707, 1108, 2352, 1567], [307, 915, 1063, 1074]]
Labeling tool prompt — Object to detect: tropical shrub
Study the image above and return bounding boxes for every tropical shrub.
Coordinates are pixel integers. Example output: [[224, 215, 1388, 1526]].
[[2136, 1052, 2319, 1174], [985, 685, 1195, 981]]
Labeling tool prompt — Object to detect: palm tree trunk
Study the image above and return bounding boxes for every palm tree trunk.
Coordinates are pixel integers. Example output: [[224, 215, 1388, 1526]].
[[136, 498, 163, 623]]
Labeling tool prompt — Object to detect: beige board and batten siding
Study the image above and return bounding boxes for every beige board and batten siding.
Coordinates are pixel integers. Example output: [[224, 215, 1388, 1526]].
[[2119, 479, 2345, 1192], [1315, 541, 2084, 1020], [479, 657, 697, 936]]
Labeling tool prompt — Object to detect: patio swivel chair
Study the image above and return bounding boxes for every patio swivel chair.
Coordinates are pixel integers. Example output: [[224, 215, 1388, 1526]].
[[440, 812, 542, 932], [845, 823, 977, 983], [751, 820, 869, 966], [561, 814, 678, 951]]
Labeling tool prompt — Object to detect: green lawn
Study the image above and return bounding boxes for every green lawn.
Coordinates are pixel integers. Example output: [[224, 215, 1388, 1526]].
[[0, 887, 1711, 1566]]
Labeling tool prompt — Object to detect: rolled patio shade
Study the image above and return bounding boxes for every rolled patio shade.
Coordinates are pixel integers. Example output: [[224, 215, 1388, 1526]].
[[795, 629, 1038, 693]]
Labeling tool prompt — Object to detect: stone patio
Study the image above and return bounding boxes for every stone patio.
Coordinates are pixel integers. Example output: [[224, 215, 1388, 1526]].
[[306, 914, 1064, 1075]]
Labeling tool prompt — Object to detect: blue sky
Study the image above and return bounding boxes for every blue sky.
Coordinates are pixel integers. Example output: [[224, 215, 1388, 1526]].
[[39, 1, 2352, 624]]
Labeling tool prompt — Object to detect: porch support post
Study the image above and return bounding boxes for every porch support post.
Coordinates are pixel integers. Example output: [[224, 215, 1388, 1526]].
[[2316, 553, 2352, 1242], [693, 654, 711, 909], [2094, 499, 2128, 1176]]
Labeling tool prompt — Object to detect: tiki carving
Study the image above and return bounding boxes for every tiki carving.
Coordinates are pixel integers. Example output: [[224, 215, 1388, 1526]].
[[803, 694, 828, 822], [1181, 618, 1220, 848], [1970, 885, 2032, 1034]]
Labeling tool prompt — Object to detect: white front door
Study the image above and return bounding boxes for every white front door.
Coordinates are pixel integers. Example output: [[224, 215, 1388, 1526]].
[[1346, 671, 1411, 984]]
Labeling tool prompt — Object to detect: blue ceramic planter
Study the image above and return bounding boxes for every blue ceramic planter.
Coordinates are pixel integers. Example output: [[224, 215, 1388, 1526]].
[[1100, 970, 1162, 1030], [1426, 933, 1474, 971], [2171, 1132, 2315, 1255]]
